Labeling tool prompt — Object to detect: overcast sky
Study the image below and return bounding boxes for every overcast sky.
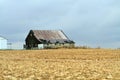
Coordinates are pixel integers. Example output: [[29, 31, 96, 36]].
[[0, 0, 120, 49]]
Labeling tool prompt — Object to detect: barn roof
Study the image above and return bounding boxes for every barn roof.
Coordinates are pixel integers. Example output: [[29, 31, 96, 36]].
[[26, 30, 74, 44], [32, 30, 69, 40]]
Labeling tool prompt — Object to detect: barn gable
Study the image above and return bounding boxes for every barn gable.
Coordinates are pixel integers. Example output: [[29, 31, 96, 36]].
[[25, 30, 75, 49]]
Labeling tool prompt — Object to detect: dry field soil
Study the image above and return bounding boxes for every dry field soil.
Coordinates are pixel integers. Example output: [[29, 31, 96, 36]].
[[0, 49, 120, 80]]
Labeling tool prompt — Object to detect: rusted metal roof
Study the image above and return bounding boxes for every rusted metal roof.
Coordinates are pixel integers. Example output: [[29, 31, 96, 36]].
[[27, 30, 74, 44], [33, 30, 68, 40]]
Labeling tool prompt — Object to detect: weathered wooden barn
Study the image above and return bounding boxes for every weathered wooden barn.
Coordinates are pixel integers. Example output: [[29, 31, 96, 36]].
[[25, 30, 75, 49]]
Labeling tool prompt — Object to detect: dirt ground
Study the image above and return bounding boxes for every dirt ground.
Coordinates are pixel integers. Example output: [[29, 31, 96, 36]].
[[0, 49, 120, 80]]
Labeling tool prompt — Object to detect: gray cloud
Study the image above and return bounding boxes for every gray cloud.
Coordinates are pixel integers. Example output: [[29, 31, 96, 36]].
[[0, 0, 120, 48]]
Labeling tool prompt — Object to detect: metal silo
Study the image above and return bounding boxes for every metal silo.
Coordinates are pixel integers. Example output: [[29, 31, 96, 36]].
[[0, 36, 7, 49]]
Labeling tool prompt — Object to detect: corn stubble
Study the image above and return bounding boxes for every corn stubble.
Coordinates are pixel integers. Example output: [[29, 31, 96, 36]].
[[0, 49, 120, 80]]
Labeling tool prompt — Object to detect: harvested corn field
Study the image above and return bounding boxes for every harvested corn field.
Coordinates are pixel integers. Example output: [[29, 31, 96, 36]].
[[0, 49, 120, 80]]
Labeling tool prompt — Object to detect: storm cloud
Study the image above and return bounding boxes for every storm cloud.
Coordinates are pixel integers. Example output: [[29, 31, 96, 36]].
[[0, 0, 120, 48]]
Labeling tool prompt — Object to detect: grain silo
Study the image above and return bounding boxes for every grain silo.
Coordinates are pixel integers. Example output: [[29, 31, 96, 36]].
[[0, 36, 7, 49]]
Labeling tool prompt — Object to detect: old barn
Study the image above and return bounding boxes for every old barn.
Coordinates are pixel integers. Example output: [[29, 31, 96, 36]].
[[25, 30, 75, 49]]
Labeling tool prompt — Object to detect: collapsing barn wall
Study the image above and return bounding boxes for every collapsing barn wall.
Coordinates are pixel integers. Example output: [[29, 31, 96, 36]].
[[43, 43, 75, 49]]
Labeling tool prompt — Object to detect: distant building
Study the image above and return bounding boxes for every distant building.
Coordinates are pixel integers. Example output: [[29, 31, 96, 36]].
[[25, 30, 75, 49], [0, 36, 7, 49]]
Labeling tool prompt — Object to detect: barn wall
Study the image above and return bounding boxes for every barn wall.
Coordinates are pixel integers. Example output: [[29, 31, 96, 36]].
[[43, 43, 75, 49], [25, 31, 41, 49]]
